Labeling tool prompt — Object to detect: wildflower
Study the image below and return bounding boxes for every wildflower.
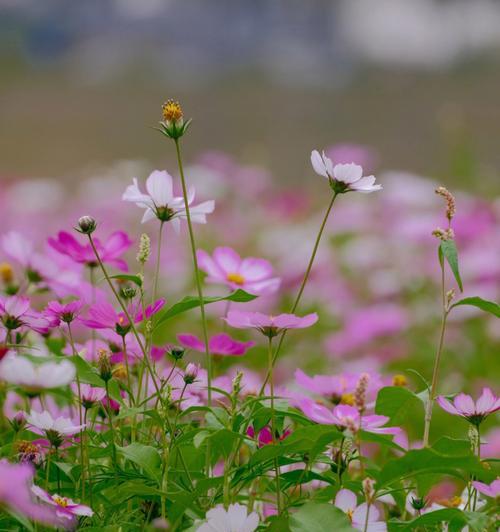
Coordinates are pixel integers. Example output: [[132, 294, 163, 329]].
[[197, 503, 259, 532], [311, 150, 382, 194], [335, 489, 387, 531], [436, 388, 500, 426], [76, 215, 97, 235], [295, 369, 360, 404], [247, 425, 291, 447], [0, 354, 75, 392], [48, 231, 132, 271], [354, 373, 370, 413], [472, 479, 500, 499], [15, 440, 43, 465], [80, 384, 106, 409], [0, 460, 59, 526], [44, 300, 83, 325], [296, 398, 400, 435], [432, 227, 454, 241], [224, 310, 318, 338], [159, 99, 191, 139], [183, 363, 200, 384], [11, 411, 27, 432], [26, 410, 85, 448], [0, 296, 52, 334], [197, 247, 280, 295], [80, 298, 165, 335], [122, 170, 214, 229], [178, 332, 255, 356], [32, 485, 93, 522], [137, 233, 151, 264], [435, 186, 456, 221]]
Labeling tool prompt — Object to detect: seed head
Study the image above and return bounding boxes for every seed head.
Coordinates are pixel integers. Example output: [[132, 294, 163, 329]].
[[137, 233, 151, 264], [354, 372, 370, 413], [435, 186, 456, 222], [362, 477, 376, 503]]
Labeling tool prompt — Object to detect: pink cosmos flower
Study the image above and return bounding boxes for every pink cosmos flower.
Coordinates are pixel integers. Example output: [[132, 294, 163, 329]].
[[335, 489, 387, 531], [0, 460, 59, 526], [79, 384, 106, 409], [472, 479, 500, 499], [247, 425, 291, 447], [48, 231, 132, 271], [32, 485, 93, 522], [311, 150, 382, 193], [80, 298, 165, 336], [196, 246, 280, 295], [44, 300, 83, 325], [437, 388, 500, 425], [197, 503, 259, 532], [122, 170, 215, 230], [177, 332, 255, 356], [224, 310, 318, 337], [0, 295, 51, 334], [296, 397, 400, 435], [26, 410, 85, 446]]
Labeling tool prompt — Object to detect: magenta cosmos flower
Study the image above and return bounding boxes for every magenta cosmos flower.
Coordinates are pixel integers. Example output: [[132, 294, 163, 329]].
[[224, 310, 318, 337], [0, 295, 51, 334], [32, 485, 93, 522], [335, 489, 387, 531], [177, 332, 255, 356], [296, 397, 400, 435], [44, 300, 83, 325], [48, 231, 132, 271], [80, 298, 165, 336], [0, 460, 59, 526], [197, 246, 280, 295], [437, 388, 500, 426], [122, 170, 215, 230], [311, 150, 381, 193], [472, 479, 500, 499]]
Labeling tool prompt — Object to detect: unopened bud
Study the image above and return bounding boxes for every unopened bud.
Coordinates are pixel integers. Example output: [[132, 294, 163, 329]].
[[392, 374, 407, 387], [362, 477, 376, 503], [183, 363, 199, 384], [445, 289, 455, 310], [167, 345, 185, 361], [0, 262, 14, 285], [232, 371, 243, 397], [97, 349, 113, 382], [159, 99, 191, 139], [121, 286, 137, 300], [76, 216, 97, 235], [137, 233, 151, 264], [11, 411, 26, 432], [410, 496, 426, 511]]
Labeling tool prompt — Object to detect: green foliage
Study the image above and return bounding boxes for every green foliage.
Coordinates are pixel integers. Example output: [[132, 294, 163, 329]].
[[439, 239, 463, 291], [289, 502, 355, 532]]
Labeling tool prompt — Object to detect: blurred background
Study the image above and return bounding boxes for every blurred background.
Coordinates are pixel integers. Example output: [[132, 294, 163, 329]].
[[1, 0, 500, 194]]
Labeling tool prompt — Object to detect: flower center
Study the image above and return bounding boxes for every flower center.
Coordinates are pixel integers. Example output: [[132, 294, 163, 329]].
[[226, 272, 245, 285], [340, 393, 355, 406], [346, 509, 354, 522], [162, 100, 183, 123], [53, 495, 69, 508]]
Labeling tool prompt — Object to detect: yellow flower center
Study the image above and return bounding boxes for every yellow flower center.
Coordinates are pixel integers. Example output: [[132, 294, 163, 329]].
[[346, 509, 354, 522], [392, 374, 407, 387], [113, 364, 128, 381], [53, 496, 69, 508], [226, 272, 245, 285], [162, 99, 183, 122], [0, 262, 14, 284], [340, 393, 355, 406]]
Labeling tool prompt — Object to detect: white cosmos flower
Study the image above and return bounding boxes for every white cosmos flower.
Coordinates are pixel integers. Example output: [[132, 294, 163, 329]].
[[122, 170, 215, 231], [0, 354, 75, 390], [311, 150, 382, 193], [26, 410, 85, 436], [197, 503, 259, 532]]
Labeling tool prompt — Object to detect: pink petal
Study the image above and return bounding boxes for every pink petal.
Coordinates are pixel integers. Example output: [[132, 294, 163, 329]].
[[335, 489, 357, 513]]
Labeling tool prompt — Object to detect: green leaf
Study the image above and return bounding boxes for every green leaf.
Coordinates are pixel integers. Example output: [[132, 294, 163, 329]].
[[375, 386, 424, 425], [450, 296, 500, 318], [106, 274, 143, 287], [70, 354, 103, 388], [388, 508, 489, 532], [289, 502, 355, 532], [117, 443, 161, 482], [153, 289, 257, 328], [439, 240, 463, 292]]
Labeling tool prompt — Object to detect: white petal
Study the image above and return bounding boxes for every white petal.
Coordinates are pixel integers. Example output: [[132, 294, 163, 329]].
[[146, 170, 173, 206]]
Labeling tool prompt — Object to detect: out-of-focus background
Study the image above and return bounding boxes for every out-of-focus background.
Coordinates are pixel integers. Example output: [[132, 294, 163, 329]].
[[1, 0, 500, 193]]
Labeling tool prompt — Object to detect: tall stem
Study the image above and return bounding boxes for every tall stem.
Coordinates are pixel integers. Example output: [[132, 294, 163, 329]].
[[268, 336, 282, 514], [423, 260, 449, 447], [104, 380, 118, 469], [152, 222, 164, 305], [173, 139, 212, 405]]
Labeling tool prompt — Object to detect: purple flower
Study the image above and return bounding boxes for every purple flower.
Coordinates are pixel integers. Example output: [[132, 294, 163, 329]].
[[296, 397, 400, 435], [48, 231, 132, 271], [183, 362, 200, 384], [0, 460, 59, 526], [472, 479, 500, 499], [44, 300, 83, 325], [177, 332, 255, 356], [224, 310, 318, 337], [0, 296, 51, 334], [437, 388, 500, 425], [247, 425, 291, 447], [80, 298, 165, 336], [335, 489, 387, 531], [311, 150, 382, 193], [32, 485, 93, 522], [197, 246, 280, 295], [79, 384, 106, 409]]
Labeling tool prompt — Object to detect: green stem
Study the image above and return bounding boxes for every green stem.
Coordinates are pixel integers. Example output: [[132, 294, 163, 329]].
[[423, 260, 449, 447], [121, 335, 134, 407], [104, 380, 118, 470], [152, 222, 164, 305], [268, 336, 282, 514]]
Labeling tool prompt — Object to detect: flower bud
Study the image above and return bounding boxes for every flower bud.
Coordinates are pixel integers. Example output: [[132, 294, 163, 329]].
[[77, 216, 97, 235], [167, 345, 185, 361], [97, 349, 113, 382], [183, 363, 199, 384], [410, 496, 426, 511], [0, 262, 14, 285], [362, 477, 376, 503], [159, 99, 191, 140], [11, 411, 26, 432], [392, 374, 407, 387], [137, 233, 151, 264]]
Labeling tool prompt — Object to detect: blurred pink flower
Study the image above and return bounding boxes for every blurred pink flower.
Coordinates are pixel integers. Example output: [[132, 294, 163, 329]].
[[32, 485, 93, 522], [311, 150, 382, 193], [224, 310, 318, 337], [472, 479, 500, 499], [79, 384, 106, 409], [0, 295, 51, 334], [48, 231, 132, 271], [197, 246, 280, 295], [26, 410, 85, 445], [44, 300, 83, 325], [247, 425, 291, 447], [437, 388, 500, 425], [178, 332, 254, 356], [335, 489, 386, 531]]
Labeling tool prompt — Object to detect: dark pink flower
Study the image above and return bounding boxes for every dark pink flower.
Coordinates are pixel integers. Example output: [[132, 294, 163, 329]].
[[0, 296, 51, 334], [224, 310, 318, 337], [437, 388, 500, 425], [296, 397, 400, 435], [197, 246, 280, 295], [44, 300, 83, 325], [32, 485, 93, 522], [48, 231, 132, 271], [177, 332, 255, 356], [79, 384, 106, 409], [472, 479, 500, 499], [247, 425, 291, 447]]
